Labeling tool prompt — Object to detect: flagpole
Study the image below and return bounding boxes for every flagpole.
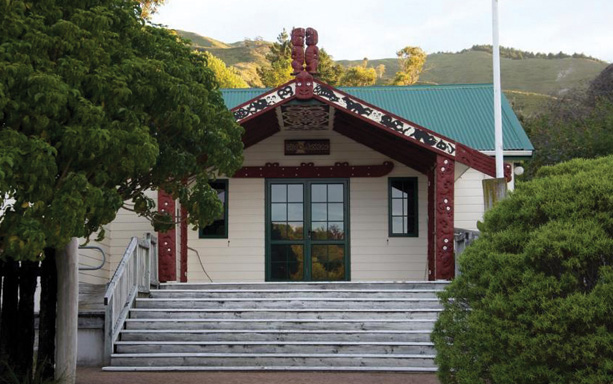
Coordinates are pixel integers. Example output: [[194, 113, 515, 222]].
[[492, 0, 504, 178]]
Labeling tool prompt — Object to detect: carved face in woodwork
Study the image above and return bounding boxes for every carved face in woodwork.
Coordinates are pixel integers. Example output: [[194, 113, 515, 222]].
[[291, 28, 306, 46], [306, 28, 318, 45], [295, 70, 314, 100]]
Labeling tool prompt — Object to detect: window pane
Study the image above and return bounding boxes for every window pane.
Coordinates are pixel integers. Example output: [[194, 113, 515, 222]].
[[392, 217, 404, 234], [328, 203, 343, 221], [271, 245, 303, 281], [271, 185, 287, 202], [271, 222, 287, 240], [328, 184, 344, 202], [406, 218, 416, 234], [328, 222, 344, 240], [392, 199, 403, 216], [311, 203, 327, 221], [200, 180, 227, 238], [271, 203, 287, 221], [287, 184, 303, 202], [391, 180, 409, 198], [311, 184, 327, 202], [311, 222, 327, 240], [311, 245, 345, 281], [287, 203, 303, 221], [287, 222, 304, 240]]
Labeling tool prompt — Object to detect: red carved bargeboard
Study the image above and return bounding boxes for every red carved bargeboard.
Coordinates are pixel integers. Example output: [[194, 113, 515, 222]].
[[157, 190, 176, 282], [435, 155, 455, 280], [233, 161, 394, 178]]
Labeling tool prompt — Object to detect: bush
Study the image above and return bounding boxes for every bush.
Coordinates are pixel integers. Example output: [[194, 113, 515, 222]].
[[432, 156, 613, 384]]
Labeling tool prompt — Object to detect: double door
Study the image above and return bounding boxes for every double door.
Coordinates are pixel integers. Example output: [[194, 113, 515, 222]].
[[266, 179, 349, 281]]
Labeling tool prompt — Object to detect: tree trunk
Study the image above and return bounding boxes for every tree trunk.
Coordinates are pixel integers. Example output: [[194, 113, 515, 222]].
[[0, 259, 19, 376], [37, 248, 57, 380], [15, 260, 39, 380], [56, 238, 79, 384]]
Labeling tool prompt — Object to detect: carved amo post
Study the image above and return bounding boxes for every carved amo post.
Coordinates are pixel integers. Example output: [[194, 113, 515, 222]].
[[435, 155, 455, 280], [157, 190, 176, 282]]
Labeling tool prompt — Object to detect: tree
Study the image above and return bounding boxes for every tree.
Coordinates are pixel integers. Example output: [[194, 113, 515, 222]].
[[375, 64, 386, 79], [201, 51, 249, 88], [139, 0, 166, 19], [523, 64, 613, 177], [339, 65, 377, 87], [432, 156, 613, 384], [391, 46, 426, 86], [0, 0, 243, 380], [257, 29, 293, 87], [317, 48, 345, 86]]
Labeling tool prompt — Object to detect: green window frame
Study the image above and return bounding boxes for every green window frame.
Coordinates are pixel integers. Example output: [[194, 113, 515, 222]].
[[199, 179, 229, 239], [388, 177, 418, 237]]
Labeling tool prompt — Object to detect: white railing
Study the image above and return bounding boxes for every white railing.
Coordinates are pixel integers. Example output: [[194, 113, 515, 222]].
[[103, 233, 157, 364]]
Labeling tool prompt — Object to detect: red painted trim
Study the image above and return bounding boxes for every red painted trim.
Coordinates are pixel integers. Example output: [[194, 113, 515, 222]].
[[157, 190, 176, 282], [180, 206, 188, 283], [230, 78, 510, 182], [456, 143, 513, 181], [427, 169, 435, 281], [234, 162, 394, 178], [435, 156, 455, 280]]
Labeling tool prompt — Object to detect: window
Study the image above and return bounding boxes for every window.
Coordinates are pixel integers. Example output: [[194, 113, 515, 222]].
[[388, 178, 418, 237], [199, 179, 228, 238]]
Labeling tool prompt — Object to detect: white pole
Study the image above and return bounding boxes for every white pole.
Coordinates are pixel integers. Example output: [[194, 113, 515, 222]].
[[56, 238, 79, 384], [492, 0, 504, 178]]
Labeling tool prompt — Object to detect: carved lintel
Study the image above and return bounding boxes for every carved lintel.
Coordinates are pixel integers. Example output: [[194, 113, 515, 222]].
[[157, 190, 176, 282], [435, 156, 455, 280], [234, 161, 394, 178]]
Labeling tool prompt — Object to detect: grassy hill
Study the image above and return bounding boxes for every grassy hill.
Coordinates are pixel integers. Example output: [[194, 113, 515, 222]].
[[175, 30, 609, 116]]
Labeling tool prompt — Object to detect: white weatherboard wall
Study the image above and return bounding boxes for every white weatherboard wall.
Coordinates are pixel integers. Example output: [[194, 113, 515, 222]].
[[454, 168, 487, 231], [77, 190, 157, 285], [187, 129, 429, 282]]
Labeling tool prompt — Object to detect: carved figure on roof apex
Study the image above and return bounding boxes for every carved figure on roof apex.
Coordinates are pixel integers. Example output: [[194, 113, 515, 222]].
[[291, 28, 306, 75], [305, 28, 319, 74]]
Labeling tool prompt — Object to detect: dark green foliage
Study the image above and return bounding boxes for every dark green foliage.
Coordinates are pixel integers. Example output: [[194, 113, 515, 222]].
[[0, 0, 244, 261], [256, 29, 292, 87], [432, 156, 613, 384], [466, 44, 605, 62], [523, 65, 613, 178]]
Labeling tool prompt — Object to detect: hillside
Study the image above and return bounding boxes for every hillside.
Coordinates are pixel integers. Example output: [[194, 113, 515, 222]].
[[175, 30, 609, 116]]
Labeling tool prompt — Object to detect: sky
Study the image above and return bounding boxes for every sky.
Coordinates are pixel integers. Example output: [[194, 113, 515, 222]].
[[152, 0, 613, 63]]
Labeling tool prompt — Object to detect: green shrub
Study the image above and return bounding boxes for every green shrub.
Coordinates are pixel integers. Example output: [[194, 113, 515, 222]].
[[432, 156, 613, 384]]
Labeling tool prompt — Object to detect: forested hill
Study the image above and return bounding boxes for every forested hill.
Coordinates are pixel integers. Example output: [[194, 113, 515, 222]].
[[175, 30, 609, 115]]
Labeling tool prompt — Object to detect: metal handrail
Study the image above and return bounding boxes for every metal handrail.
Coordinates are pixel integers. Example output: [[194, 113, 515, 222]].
[[103, 233, 157, 364], [78, 245, 106, 271]]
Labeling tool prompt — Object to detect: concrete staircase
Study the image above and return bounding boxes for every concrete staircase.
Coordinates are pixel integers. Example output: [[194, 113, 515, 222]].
[[103, 281, 447, 372]]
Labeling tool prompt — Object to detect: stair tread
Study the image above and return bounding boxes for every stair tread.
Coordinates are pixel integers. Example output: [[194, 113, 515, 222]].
[[130, 308, 442, 312], [138, 297, 440, 301], [115, 341, 434, 346], [112, 352, 436, 358], [102, 366, 438, 372], [120, 329, 432, 333]]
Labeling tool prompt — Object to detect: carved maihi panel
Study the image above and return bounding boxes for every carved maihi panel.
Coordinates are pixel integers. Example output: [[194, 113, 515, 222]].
[[233, 83, 296, 122], [313, 83, 456, 156], [279, 104, 331, 131]]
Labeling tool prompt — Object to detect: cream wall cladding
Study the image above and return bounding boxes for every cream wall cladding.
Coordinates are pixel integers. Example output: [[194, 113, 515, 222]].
[[187, 129, 429, 282]]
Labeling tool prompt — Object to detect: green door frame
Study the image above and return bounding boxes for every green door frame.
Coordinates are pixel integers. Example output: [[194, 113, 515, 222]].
[[265, 178, 350, 281]]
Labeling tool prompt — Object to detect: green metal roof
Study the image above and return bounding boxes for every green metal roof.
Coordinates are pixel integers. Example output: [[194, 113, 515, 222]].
[[221, 84, 533, 153]]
